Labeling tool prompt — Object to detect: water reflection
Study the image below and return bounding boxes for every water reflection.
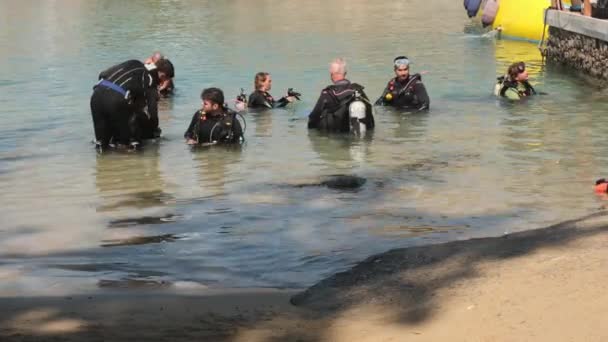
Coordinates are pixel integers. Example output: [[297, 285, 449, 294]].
[[94, 147, 172, 212], [249, 110, 274, 137], [191, 146, 243, 195], [101, 233, 180, 247], [494, 40, 544, 78], [307, 131, 372, 170]]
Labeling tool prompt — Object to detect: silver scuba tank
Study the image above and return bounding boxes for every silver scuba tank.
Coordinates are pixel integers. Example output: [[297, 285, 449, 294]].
[[349, 91, 367, 136]]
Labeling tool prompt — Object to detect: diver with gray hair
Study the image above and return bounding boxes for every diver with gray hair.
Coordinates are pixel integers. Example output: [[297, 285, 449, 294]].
[[307, 58, 374, 134]]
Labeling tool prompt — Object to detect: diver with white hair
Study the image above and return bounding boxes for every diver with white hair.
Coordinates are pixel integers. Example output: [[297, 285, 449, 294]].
[[307, 58, 374, 134]]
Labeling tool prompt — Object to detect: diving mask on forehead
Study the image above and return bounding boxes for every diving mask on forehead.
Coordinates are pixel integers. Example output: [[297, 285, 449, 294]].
[[394, 57, 410, 68]]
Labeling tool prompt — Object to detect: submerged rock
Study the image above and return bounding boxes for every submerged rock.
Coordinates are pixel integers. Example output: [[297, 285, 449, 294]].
[[290, 174, 367, 191], [320, 175, 367, 190]]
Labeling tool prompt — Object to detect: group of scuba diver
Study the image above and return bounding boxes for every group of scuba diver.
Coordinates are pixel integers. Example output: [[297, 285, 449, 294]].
[[90, 54, 537, 151]]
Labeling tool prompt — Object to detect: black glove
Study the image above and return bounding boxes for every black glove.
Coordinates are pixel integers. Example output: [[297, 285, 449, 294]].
[[287, 88, 301, 100]]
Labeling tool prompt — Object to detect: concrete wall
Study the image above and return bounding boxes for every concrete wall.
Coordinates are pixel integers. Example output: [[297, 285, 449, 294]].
[[545, 10, 608, 80]]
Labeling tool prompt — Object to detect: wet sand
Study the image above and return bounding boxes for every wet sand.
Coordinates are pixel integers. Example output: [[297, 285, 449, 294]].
[[2, 212, 608, 341]]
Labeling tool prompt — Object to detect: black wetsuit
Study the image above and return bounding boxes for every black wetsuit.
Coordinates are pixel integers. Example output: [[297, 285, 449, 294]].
[[247, 90, 289, 109], [307, 79, 375, 133], [90, 60, 159, 147], [184, 108, 244, 144], [376, 74, 430, 111], [497, 77, 536, 99]]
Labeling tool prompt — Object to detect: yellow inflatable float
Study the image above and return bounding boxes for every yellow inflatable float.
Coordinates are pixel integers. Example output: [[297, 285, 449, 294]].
[[468, 0, 571, 41]]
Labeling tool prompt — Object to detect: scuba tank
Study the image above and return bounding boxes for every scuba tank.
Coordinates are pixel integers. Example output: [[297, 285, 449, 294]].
[[494, 76, 505, 97], [349, 90, 367, 136]]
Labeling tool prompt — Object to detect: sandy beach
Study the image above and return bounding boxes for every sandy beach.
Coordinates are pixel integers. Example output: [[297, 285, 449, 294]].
[[2, 211, 608, 341]]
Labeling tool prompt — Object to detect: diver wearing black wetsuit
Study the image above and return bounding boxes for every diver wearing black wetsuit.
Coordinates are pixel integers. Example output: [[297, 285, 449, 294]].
[[184, 87, 244, 145], [247, 90, 290, 109], [90, 59, 162, 148], [375, 56, 430, 111], [308, 79, 374, 132]]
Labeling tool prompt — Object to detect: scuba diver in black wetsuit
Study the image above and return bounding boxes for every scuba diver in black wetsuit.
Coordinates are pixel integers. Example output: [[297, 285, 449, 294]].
[[144, 52, 175, 97], [90, 59, 173, 151], [308, 58, 374, 134], [245, 72, 300, 109], [375, 56, 430, 111], [494, 61, 537, 100], [184, 87, 244, 146]]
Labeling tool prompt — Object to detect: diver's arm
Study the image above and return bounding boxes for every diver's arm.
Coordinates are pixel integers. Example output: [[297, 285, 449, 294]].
[[414, 82, 430, 111], [275, 96, 294, 108], [308, 92, 327, 129], [524, 81, 537, 95], [232, 115, 244, 143], [184, 111, 199, 140], [146, 87, 159, 129], [374, 83, 391, 106]]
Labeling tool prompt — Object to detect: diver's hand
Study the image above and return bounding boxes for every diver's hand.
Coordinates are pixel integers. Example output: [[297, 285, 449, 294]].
[[234, 100, 247, 111], [285, 96, 296, 103], [186, 139, 198, 145]]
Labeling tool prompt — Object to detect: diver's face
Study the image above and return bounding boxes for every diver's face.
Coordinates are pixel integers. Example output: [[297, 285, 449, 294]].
[[262, 76, 272, 91], [202, 99, 220, 113], [516, 70, 529, 82], [395, 66, 409, 80], [158, 71, 168, 82]]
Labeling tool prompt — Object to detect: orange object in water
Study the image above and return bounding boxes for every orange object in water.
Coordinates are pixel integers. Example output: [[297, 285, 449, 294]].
[[595, 179, 608, 193]]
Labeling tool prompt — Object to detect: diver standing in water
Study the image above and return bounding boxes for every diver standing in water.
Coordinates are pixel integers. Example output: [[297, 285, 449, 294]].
[[375, 56, 430, 111], [246, 72, 300, 109], [307, 58, 374, 133], [90, 59, 173, 150], [184, 88, 244, 145], [494, 61, 537, 100]]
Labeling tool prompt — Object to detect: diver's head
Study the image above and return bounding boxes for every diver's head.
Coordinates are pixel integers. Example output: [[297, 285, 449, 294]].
[[201, 87, 224, 115], [155, 58, 175, 83], [254, 72, 272, 92], [329, 58, 347, 83], [508, 61, 528, 82], [393, 56, 410, 81], [145, 51, 163, 65]]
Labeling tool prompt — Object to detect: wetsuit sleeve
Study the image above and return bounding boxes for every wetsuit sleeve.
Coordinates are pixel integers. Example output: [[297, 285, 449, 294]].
[[308, 91, 327, 129], [524, 81, 537, 95], [414, 82, 430, 111], [275, 97, 289, 108], [146, 90, 159, 129], [375, 82, 392, 106], [232, 115, 244, 143], [184, 111, 199, 140]]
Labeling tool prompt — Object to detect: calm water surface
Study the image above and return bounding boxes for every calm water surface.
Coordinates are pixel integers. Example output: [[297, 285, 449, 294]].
[[2, 0, 608, 293]]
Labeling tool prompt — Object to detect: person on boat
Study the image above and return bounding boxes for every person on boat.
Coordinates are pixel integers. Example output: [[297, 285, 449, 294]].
[[308, 58, 374, 133], [494, 61, 537, 100], [245, 72, 300, 109], [90, 59, 171, 150], [184, 87, 244, 146], [144, 52, 175, 96], [375, 56, 430, 111]]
